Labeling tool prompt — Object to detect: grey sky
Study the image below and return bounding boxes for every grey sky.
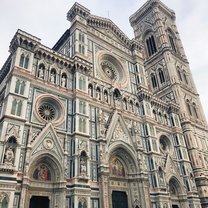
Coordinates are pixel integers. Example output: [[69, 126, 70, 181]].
[[0, 0, 207, 119]]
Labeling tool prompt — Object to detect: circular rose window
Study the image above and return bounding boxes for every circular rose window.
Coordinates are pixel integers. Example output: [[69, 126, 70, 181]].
[[97, 51, 128, 87], [38, 103, 56, 121], [35, 95, 65, 125]]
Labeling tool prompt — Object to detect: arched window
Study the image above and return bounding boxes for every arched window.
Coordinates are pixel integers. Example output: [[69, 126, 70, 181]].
[[136, 103, 140, 115], [183, 71, 188, 84], [186, 100, 192, 116], [177, 68, 183, 81], [11, 99, 22, 116], [146, 35, 157, 56], [15, 80, 20, 93], [158, 69, 165, 84], [19, 53, 29, 69], [123, 98, 128, 110], [169, 35, 177, 52], [19, 54, 25, 67], [24, 55, 29, 69], [2, 197, 8, 208], [78, 200, 87, 208], [153, 110, 157, 120], [158, 112, 162, 122], [164, 114, 169, 125], [79, 76, 86, 91], [151, 73, 158, 89], [129, 100, 134, 112], [15, 80, 25, 95], [152, 174, 158, 188], [16, 101, 22, 116], [192, 103, 198, 118], [79, 101, 86, 114], [79, 118, 86, 133]]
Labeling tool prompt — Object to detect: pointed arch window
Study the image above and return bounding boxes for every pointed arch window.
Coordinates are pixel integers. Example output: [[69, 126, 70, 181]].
[[177, 69, 183, 81], [79, 76, 86, 91], [79, 118, 86, 133], [19, 53, 29, 69], [158, 68, 165, 84], [15, 79, 25, 95], [183, 71, 188, 84], [123, 98, 128, 110], [11, 99, 22, 116], [169, 35, 177, 52], [146, 35, 157, 56], [192, 103, 198, 118], [151, 73, 158, 89], [186, 99, 192, 116]]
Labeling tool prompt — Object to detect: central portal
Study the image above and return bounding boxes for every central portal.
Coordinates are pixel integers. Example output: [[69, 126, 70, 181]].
[[112, 191, 128, 208], [29, 196, 49, 208]]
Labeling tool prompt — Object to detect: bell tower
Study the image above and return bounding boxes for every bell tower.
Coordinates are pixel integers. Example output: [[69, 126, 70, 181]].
[[130, 0, 208, 207]]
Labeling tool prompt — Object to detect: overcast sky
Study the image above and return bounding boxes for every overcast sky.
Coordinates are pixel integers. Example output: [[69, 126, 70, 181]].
[[0, 0, 207, 119]]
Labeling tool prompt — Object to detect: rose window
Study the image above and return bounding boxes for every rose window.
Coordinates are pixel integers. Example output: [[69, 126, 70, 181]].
[[97, 52, 127, 86], [35, 94, 65, 125], [101, 61, 118, 80], [38, 103, 56, 121]]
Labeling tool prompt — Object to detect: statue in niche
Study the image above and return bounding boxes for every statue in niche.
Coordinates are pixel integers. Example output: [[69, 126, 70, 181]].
[[33, 164, 50, 181], [98, 110, 106, 137], [80, 158, 87, 175], [4, 147, 14, 165], [61, 75, 66, 87], [38, 66, 44, 79], [50, 71, 56, 83], [104, 92, 108, 103]]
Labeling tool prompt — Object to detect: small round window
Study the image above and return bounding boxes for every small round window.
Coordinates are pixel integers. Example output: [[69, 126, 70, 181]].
[[35, 95, 65, 125]]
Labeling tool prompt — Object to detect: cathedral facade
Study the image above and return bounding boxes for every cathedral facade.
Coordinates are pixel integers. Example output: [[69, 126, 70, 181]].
[[0, 0, 207, 208]]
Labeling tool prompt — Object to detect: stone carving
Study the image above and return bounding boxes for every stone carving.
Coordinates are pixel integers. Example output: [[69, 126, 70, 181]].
[[4, 147, 14, 165], [43, 138, 54, 150], [113, 123, 129, 143], [6, 123, 20, 138]]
